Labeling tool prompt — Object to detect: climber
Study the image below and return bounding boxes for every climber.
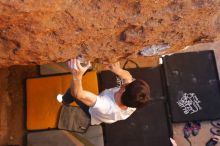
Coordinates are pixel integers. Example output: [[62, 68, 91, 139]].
[[60, 58, 151, 125]]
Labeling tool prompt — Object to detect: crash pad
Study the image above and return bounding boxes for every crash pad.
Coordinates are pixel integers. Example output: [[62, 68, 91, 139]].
[[75, 125, 104, 146], [163, 51, 220, 122], [26, 71, 98, 130], [104, 100, 172, 146], [27, 130, 84, 146]]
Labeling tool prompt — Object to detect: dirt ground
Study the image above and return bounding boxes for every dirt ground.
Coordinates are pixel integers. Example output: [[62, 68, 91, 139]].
[[0, 66, 39, 146], [0, 41, 220, 146]]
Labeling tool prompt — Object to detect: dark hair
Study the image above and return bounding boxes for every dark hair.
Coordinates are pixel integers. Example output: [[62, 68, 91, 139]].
[[121, 79, 151, 108]]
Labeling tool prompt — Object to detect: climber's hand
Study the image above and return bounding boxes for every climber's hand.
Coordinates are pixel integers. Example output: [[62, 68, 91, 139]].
[[67, 58, 91, 79]]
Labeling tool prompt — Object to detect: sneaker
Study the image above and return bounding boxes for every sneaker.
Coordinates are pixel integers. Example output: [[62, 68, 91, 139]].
[[211, 120, 220, 129], [210, 128, 220, 136], [192, 121, 201, 136]]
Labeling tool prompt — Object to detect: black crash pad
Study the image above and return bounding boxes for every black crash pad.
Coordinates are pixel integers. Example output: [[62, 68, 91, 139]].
[[104, 100, 172, 146], [98, 65, 166, 100], [163, 50, 220, 122]]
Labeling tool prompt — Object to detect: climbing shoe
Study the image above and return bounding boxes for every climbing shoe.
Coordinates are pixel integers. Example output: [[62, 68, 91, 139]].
[[192, 121, 201, 136], [183, 122, 192, 138]]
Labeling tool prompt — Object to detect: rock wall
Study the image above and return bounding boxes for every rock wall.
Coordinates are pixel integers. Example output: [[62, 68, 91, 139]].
[[0, 0, 220, 67]]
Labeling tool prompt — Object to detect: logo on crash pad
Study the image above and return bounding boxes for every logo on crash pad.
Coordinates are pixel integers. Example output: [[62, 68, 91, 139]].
[[177, 93, 202, 115], [116, 76, 123, 87]]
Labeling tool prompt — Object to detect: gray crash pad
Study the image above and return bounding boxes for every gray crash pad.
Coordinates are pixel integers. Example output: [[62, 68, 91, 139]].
[[75, 125, 104, 146], [27, 130, 84, 146]]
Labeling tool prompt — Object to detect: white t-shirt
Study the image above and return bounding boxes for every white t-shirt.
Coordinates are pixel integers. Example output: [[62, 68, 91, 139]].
[[89, 87, 136, 125]]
